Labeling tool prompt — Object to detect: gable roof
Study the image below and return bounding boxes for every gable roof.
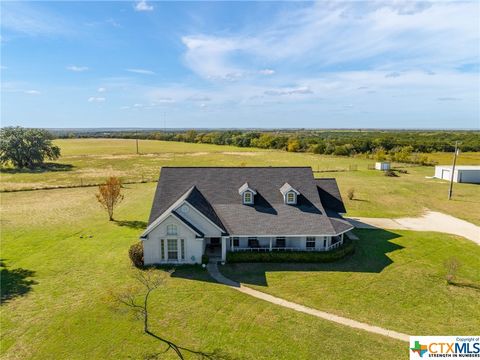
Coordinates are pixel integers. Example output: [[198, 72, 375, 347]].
[[147, 167, 352, 236], [315, 178, 347, 213], [279, 182, 300, 195]]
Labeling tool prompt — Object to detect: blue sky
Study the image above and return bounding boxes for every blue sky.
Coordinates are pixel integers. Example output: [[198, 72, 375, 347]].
[[1, 1, 479, 129]]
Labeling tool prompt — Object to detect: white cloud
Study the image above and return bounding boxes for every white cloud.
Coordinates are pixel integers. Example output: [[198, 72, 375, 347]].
[[259, 69, 275, 75], [67, 65, 89, 72], [264, 86, 313, 96], [88, 96, 105, 103], [1, 2, 71, 37], [181, 2, 479, 79], [126, 68, 155, 75], [97, 87, 106, 93], [134, 1, 154, 12], [24, 89, 41, 95]]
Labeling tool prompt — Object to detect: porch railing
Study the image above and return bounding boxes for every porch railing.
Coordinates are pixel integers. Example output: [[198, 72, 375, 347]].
[[232, 247, 330, 252]]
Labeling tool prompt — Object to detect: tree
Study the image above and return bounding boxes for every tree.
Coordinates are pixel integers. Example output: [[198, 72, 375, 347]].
[[0, 127, 60, 168], [112, 269, 226, 359], [96, 177, 124, 221], [287, 138, 300, 152]]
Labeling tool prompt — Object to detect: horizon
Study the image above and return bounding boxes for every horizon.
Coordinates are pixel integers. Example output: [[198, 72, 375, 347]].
[[1, 1, 479, 129]]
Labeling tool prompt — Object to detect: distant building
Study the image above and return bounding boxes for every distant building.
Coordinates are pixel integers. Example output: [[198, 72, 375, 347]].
[[434, 165, 480, 184], [375, 162, 390, 171]]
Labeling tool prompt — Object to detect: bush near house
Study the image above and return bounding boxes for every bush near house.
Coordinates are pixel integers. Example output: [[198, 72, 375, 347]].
[[129, 242, 144, 268], [226, 240, 354, 263], [201, 254, 210, 264]]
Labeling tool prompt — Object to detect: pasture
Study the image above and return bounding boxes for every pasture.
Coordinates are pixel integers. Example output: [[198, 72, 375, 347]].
[[0, 184, 406, 359], [1, 138, 479, 224], [1, 138, 479, 359]]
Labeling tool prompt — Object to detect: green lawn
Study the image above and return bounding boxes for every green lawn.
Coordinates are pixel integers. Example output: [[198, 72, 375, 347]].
[[0, 184, 406, 359], [1, 138, 478, 224], [221, 229, 480, 336]]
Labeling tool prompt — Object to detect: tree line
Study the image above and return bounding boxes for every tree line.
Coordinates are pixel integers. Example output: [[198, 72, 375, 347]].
[[58, 129, 480, 164]]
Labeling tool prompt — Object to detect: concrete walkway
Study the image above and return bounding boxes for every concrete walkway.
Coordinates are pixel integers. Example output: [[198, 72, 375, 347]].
[[347, 210, 480, 245], [206, 262, 410, 342]]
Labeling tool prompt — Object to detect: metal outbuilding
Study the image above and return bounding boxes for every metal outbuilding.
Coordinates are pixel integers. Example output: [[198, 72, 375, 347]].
[[434, 165, 480, 184]]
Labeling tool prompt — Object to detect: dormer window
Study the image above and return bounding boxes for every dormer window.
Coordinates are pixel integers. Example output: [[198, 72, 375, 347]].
[[280, 182, 300, 205], [238, 182, 257, 205], [286, 191, 296, 204], [243, 191, 253, 204]]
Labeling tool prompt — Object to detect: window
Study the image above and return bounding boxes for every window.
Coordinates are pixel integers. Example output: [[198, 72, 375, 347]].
[[243, 191, 253, 204], [248, 237, 259, 247], [323, 238, 327, 248], [306, 236, 316, 248], [286, 192, 296, 204], [181, 239, 185, 260], [167, 239, 178, 260], [232, 237, 239, 247], [167, 224, 177, 235], [161, 239, 165, 259], [276, 237, 286, 248]]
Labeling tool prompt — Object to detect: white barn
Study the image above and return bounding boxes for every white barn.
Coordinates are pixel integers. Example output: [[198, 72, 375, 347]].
[[434, 165, 480, 184]]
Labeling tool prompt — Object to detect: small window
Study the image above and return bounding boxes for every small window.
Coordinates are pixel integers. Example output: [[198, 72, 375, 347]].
[[323, 238, 327, 248], [243, 191, 253, 204], [286, 192, 296, 204], [167, 224, 177, 235], [232, 237, 239, 247], [306, 236, 316, 248], [276, 237, 286, 248], [167, 239, 178, 260], [248, 237, 259, 247], [161, 239, 165, 259], [181, 239, 185, 260]]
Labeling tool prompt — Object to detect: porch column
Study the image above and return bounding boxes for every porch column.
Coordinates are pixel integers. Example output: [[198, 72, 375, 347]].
[[221, 237, 227, 262], [269, 237, 272, 251], [341, 233, 344, 244]]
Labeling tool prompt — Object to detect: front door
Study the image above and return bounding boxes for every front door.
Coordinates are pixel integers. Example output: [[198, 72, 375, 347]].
[[210, 237, 220, 247]]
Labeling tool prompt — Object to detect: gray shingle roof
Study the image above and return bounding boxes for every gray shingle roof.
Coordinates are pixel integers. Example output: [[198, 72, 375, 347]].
[[148, 167, 351, 236], [315, 178, 347, 213]]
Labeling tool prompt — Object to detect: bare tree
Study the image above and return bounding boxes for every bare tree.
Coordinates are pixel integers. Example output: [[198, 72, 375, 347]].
[[96, 177, 124, 221], [444, 257, 461, 284], [112, 269, 229, 360]]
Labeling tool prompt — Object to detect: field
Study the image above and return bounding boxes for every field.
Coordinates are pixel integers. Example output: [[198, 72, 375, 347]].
[[1, 138, 479, 359], [1, 184, 406, 359], [221, 229, 480, 336], [1, 139, 479, 224]]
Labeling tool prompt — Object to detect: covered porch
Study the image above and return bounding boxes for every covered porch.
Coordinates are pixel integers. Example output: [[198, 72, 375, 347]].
[[228, 234, 344, 253]]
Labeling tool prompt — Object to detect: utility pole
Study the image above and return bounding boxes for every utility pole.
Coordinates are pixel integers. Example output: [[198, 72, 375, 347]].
[[448, 141, 459, 200], [135, 131, 139, 154]]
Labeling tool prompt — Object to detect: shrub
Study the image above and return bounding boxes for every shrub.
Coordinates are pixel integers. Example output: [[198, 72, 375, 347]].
[[347, 188, 355, 200], [129, 242, 144, 268], [201, 254, 209, 264], [384, 169, 398, 177], [226, 240, 354, 263]]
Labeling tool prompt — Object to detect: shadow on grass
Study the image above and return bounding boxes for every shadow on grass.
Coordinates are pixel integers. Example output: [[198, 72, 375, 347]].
[[115, 220, 148, 230], [1, 259, 37, 304], [450, 281, 480, 291], [219, 229, 404, 287], [0, 163, 74, 174]]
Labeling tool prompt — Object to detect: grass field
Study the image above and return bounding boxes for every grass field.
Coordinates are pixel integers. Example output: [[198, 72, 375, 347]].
[[0, 184, 407, 359], [221, 229, 480, 336], [1, 138, 479, 224]]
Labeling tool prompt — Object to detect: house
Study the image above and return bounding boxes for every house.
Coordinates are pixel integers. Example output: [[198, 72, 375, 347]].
[[140, 167, 353, 264], [434, 165, 480, 184], [375, 162, 390, 171]]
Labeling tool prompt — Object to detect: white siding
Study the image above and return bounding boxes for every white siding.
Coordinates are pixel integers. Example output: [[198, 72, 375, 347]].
[[143, 214, 204, 265], [174, 202, 223, 237]]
